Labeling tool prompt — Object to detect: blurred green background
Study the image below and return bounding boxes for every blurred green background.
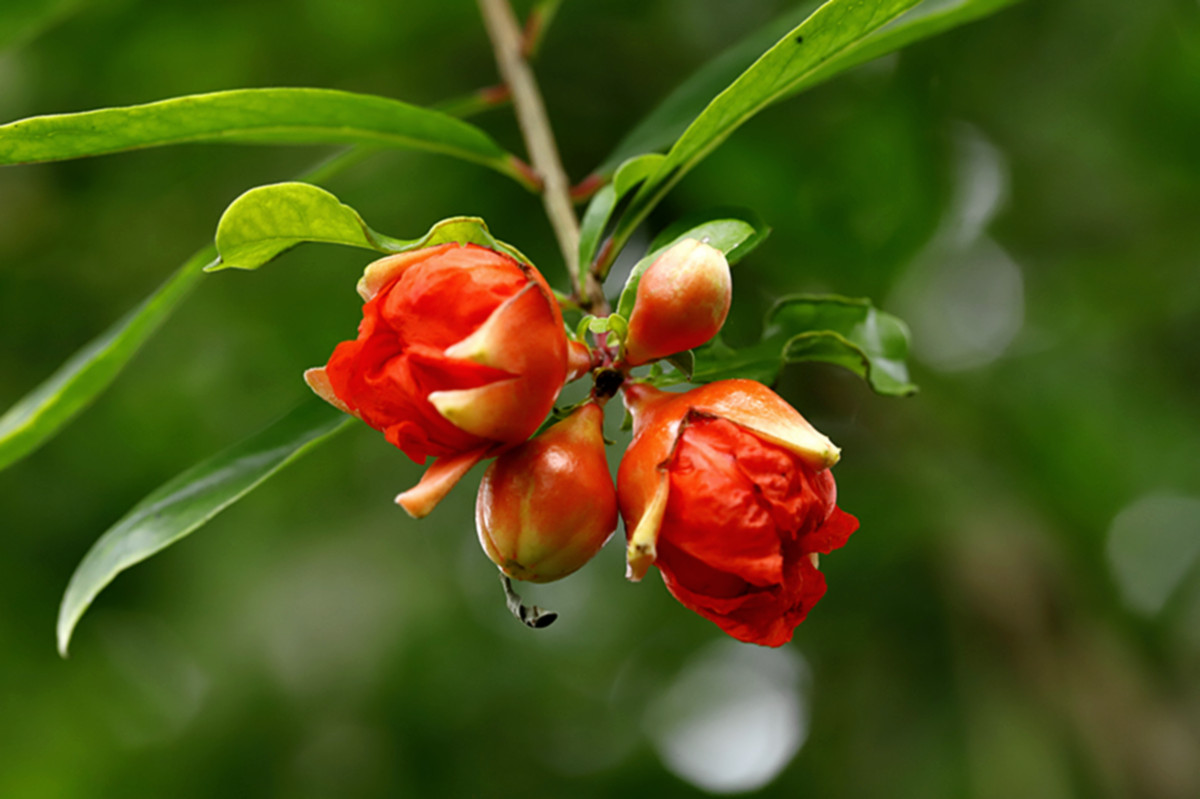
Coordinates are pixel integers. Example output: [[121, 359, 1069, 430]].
[[3, 0, 1200, 796]]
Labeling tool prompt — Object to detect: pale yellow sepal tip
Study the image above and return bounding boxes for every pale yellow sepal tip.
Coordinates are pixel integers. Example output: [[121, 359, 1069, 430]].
[[303, 367, 358, 419], [625, 474, 670, 582]]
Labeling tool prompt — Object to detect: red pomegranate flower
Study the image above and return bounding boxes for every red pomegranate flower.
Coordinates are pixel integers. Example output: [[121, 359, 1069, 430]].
[[618, 380, 858, 646], [305, 242, 570, 517]]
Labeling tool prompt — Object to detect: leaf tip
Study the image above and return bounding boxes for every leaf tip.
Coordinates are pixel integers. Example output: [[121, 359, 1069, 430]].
[[55, 611, 75, 659]]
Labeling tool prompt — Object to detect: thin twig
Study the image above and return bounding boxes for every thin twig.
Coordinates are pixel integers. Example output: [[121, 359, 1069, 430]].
[[477, 0, 582, 298]]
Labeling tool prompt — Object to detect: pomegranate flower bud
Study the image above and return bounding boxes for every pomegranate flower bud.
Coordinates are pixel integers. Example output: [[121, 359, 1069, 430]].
[[623, 238, 732, 366], [305, 242, 569, 518], [477, 403, 617, 583], [617, 380, 855, 647]]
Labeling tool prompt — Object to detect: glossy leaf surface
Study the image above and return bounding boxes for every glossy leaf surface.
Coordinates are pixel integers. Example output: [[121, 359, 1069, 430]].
[[595, 0, 1020, 178], [597, 0, 1023, 272], [577, 183, 617, 269], [593, 3, 818, 176], [0, 148, 371, 473], [683, 294, 917, 395], [0, 88, 534, 188], [0, 249, 208, 471], [578, 153, 674, 269], [212, 182, 409, 269], [624, 0, 921, 228], [57, 400, 351, 656], [210, 183, 531, 271]]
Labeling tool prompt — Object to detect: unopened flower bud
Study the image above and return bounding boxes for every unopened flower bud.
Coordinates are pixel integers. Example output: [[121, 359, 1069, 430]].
[[624, 238, 731, 366], [476, 403, 617, 582], [304, 242, 570, 519], [618, 380, 853, 647]]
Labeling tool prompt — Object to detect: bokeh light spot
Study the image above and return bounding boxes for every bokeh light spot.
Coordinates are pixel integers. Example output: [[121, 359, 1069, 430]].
[[643, 640, 808, 794], [1107, 493, 1200, 615]]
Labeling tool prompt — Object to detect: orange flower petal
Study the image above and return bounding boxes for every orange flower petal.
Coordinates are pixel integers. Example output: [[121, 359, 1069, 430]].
[[395, 445, 493, 518]]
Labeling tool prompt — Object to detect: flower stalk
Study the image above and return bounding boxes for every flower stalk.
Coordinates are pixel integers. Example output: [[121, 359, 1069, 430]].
[[501, 575, 558, 629]]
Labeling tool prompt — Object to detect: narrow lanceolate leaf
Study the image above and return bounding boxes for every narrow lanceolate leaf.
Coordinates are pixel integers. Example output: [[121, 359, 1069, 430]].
[[57, 400, 351, 656], [210, 183, 531, 271], [593, 2, 819, 177], [2, 84, 496, 471], [612, 153, 666, 200], [673, 336, 789, 387], [664, 350, 695, 380], [599, 0, 1022, 272], [577, 183, 617, 269], [577, 153, 673, 268], [623, 0, 920, 226], [0, 88, 536, 189], [0, 148, 371, 473], [616, 209, 768, 320], [594, 0, 1020, 178], [0, 249, 209, 472], [683, 294, 917, 395], [794, 0, 1027, 96]]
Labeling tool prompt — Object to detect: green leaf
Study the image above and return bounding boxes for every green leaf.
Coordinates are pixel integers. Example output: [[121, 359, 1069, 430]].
[[0, 249, 207, 472], [597, 0, 1021, 179], [627, 0, 921, 223], [593, 3, 820, 177], [523, 0, 564, 58], [645, 208, 770, 266], [673, 336, 787, 387], [791, 0, 1027, 99], [616, 210, 768, 320], [612, 153, 667, 199], [598, 0, 1023, 272], [768, 295, 916, 395], [0, 96, 502, 472], [0, 88, 536, 189], [577, 183, 617, 269], [57, 400, 351, 657], [578, 154, 674, 269], [665, 350, 696, 380], [575, 313, 629, 343], [0, 148, 372, 473], [210, 183, 532, 272], [212, 182, 409, 269], [685, 295, 917, 395]]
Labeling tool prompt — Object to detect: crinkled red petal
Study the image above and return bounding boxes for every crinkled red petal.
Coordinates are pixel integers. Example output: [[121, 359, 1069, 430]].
[[380, 248, 527, 349], [324, 272, 516, 463], [649, 414, 853, 646], [802, 505, 859, 555], [658, 541, 828, 647], [662, 419, 784, 587]]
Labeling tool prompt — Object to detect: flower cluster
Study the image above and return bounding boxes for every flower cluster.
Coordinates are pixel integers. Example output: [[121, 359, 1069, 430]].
[[307, 236, 857, 646]]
